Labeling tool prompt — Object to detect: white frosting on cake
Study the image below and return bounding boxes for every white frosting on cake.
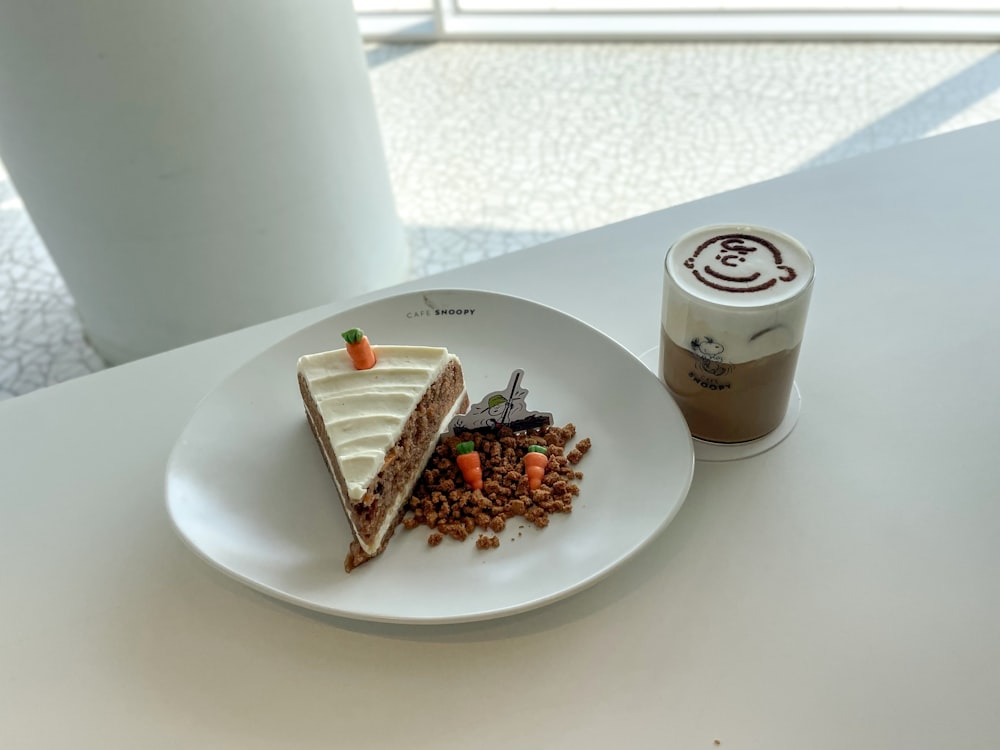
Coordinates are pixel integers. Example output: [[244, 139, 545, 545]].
[[662, 224, 814, 363], [298, 345, 453, 501]]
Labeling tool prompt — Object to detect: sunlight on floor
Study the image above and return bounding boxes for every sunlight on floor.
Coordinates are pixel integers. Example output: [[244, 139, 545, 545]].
[[2, 41, 999, 398]]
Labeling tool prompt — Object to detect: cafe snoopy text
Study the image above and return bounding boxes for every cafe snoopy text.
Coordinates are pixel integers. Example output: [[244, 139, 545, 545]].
[[406, 307, 477, 319]]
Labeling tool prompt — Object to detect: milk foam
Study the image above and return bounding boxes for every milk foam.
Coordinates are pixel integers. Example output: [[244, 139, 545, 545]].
[[662, 224, 814, 363]]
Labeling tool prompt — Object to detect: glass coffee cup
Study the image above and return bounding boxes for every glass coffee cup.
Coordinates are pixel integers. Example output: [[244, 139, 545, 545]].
[[659, 224, 814, 444]]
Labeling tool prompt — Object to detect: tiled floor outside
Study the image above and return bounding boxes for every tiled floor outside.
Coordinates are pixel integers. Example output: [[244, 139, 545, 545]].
[[3, 41, 1000, 400]]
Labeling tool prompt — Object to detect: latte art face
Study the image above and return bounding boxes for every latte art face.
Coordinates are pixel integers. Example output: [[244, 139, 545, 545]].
[[666, 224, 813, 311], [682, 233, 798, 294]]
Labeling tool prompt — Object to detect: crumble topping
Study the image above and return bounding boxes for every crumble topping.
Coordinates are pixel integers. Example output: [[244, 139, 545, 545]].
[[403, 423, 592, 549]]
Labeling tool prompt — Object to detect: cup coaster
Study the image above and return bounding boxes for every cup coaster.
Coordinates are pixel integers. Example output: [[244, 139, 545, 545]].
[[637, 345, 800, 462]]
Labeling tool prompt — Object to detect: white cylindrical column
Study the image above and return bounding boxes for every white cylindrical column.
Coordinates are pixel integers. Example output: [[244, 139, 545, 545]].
[[0, 0, 407, 364]]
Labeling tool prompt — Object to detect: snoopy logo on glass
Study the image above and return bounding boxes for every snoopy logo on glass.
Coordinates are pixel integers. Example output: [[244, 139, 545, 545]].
[[689, 336, 731, 378]]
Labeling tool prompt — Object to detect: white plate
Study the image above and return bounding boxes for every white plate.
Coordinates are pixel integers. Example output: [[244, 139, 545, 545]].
[[166, 289, 694, 624]]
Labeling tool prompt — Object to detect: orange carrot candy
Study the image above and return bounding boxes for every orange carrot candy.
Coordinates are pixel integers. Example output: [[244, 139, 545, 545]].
[[524, 445, 549, 490], [455, 441, 483, 491], [341, 327, 376, 370]]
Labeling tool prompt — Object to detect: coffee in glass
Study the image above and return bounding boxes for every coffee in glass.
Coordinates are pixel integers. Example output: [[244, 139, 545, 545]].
[[659, 224, 814, 443]]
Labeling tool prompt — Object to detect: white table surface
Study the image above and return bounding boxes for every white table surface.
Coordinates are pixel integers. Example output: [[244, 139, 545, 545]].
[[3, 121, 999, 749]]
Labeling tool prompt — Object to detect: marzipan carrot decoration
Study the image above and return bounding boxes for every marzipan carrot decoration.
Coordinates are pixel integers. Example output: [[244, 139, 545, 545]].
[[341, 327, 376, 370], [524, 445, 548, 490], [455, 441, 483, 490]]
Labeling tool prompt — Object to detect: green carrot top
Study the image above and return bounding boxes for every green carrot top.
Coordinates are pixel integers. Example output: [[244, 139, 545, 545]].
[[527, 445, 548, 455], [455, 441, 476, 455], [341, 327, 365, 345]]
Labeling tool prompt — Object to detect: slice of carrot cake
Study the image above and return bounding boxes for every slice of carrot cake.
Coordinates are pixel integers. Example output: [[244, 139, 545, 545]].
[[297, 329, 468, 571]]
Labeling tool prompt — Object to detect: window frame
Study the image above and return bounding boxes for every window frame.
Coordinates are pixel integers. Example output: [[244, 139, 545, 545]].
[[354, 2, 1000, 42]]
